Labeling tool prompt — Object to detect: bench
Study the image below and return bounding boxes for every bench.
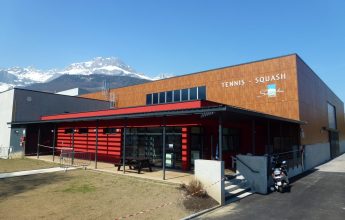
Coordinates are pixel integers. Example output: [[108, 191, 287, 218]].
[[115, 157, 153, 174]]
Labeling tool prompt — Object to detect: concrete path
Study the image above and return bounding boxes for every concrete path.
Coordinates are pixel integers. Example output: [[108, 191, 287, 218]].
[[0, 167, 74, 179], [197, 153, 345, 220]]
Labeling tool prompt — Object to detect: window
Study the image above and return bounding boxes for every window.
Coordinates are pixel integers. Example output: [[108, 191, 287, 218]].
[[145, 86, 207, 105], [173, 90, 181, 102], [222, 128, 240, 151], [198, 86, 206, 100], [189, 87, 197, 100], [181, 88, 189, 101], [159, 92, 166, 104], [152, 93, 158, 104], [78, 128, 88, 134], [103, 128, 117, 134], [328, 103, 337, 129], [64, 128, 74, 134], [166, 91, 173, 103], [146, 94, 152, 105]]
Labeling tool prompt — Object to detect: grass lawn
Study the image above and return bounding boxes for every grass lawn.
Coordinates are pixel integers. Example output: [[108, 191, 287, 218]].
[[0, 169, 195, 220], [0, 158, 58, 173]]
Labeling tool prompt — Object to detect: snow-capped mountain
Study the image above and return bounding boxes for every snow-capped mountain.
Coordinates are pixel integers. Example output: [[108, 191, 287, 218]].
[[0, 57, 156, 93]]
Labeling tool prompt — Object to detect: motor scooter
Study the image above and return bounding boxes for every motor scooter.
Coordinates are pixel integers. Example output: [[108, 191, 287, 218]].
[[270, 156, 289, 193]]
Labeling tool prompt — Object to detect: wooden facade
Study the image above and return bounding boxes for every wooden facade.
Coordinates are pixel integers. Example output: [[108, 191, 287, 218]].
[[80, 54, 344, 146]]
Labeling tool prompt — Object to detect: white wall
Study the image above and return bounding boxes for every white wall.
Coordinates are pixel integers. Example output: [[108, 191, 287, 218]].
[[304, 143, 331, 170], [0, 90, 14, 158], [195, 160, 224, 205]]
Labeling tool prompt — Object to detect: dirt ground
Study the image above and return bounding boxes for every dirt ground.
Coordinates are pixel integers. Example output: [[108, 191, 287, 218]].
[[0, 168, 217, 220], [0, 158, 58, 173]]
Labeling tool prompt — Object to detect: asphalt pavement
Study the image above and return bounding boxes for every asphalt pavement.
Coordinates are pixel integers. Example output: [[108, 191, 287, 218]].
[[197, 153, 345, 220]]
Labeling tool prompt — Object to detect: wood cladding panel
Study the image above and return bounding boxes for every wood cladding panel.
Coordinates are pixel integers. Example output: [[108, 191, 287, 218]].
[[297, 57, 345, 145], [81, 55, 300, 121]]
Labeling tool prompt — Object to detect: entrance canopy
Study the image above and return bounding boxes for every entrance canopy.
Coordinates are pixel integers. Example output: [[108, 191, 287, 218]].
[[9, 100, 304, 126]]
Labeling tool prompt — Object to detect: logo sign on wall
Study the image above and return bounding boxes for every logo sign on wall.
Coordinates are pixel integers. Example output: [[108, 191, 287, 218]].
[[221, 73, 286, 98], [267, 84, 277, 97]]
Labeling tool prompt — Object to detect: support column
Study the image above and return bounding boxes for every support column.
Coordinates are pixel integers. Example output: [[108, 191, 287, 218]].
[[37, 127, 41, 159], [266, 120, 271, 154], [252, 119, 256, 155], [122, 122, 127, 174], [52, 125, 56, 162], [95, 121, 99, 169], [218, 115, 223, 161], [162, 124, 166, 180], [72, 128, 75, 165]]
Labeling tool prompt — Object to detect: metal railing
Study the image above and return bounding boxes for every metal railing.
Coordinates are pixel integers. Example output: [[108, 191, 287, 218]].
[[271, 149, 304, 169], [232, 156, 260, 173], [60, 149, 91, 169]]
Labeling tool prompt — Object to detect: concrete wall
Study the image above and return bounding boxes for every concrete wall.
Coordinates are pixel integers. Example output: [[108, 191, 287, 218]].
[[236, 155, 268, 194], [0, 90, 14, 158], [287, 166, 303, 178], [304, 143, 331, 170], [195, 159, 224, 205], [13, 89, 109, 122], [340, 141, 345, 154]]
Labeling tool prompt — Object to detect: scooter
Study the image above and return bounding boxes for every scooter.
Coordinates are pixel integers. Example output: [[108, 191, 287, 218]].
[[270, 156, 289, 193]]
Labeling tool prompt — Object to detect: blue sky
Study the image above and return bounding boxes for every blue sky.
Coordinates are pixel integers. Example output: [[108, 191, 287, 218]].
[[0, 0, 344, 100]]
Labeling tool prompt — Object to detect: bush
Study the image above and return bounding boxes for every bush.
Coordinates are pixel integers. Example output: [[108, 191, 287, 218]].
[[180, 179, 207, 198]]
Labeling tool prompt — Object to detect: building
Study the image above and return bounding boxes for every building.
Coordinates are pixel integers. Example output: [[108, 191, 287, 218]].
[[56, 88, 90, 96], [0, 88, 110, 158], [11, 54, 345, 174]]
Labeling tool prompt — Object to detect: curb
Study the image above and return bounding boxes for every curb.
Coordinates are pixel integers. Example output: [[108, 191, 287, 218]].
[[180, 204, 222, 220]]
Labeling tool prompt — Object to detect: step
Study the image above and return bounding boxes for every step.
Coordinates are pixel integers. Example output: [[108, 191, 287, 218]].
[[224, 180, 249, 191], [226, 191, 254, 204], [225, 186, 251, 200]]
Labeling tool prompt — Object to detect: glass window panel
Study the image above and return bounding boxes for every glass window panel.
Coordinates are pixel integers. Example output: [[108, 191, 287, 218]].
[[152, 93, 158, 104], [146, 94, 152, 105], [166, 91, 173, 103], [173, 90, 181, 102], [198, 86, 206, 100], [78, 128, 88, 134], [328, 103, 337, 129], [159, 92, 166, 104], [64, 128, 73, 134], [189, 87, 197, 100], [181, 88, 189, 101]]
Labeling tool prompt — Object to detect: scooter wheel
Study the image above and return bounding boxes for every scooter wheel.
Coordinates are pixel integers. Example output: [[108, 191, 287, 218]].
[[278, 187, 283, 193]]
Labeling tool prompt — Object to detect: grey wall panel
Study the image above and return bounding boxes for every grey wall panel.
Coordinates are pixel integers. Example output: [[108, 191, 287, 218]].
[[13, 89, 109, 122]]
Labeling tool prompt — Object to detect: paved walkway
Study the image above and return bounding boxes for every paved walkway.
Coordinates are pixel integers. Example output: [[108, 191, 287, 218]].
[[198, 153, 345, 220], [0, 167, 73, 179]]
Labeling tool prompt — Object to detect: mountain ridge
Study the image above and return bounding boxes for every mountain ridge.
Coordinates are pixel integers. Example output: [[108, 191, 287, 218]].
[[0, 57, 157, 93]]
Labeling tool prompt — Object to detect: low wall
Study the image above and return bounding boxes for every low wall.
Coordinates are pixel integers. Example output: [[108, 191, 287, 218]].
[[194, 159, 224, 205], [340, 141, 345, 154], [288, 166, 303, 178], [236, 155, 268, 194], [304, 143, 331, 171]]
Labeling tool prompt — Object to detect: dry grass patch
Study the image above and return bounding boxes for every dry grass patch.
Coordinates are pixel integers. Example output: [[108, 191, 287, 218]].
[[0, 158, 58, 173]]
